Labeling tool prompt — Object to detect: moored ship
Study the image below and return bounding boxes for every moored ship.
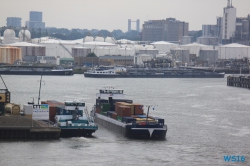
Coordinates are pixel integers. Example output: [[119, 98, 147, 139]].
[[0, 66, 74, 76], [42, 100, 98, 137], [91, 87, 167, 139], [84, 66, 225, 78]]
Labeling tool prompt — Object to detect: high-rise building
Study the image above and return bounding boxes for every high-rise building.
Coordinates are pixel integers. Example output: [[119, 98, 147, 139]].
[[222, 0, 236, 40], [141, 18, 189, 42], [30, 11, 42, 22], [6, 17, 22, 28], [26, 11, 45, 29], [202, 25, 217, 37]]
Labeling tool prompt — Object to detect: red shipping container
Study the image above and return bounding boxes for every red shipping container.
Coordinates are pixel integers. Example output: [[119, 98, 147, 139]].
[[96, 107, 101, 113], [112, 112, 117, 119]]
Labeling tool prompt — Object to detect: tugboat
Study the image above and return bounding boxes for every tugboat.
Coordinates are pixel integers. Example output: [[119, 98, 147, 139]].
[[53, 100, 98, 137], [91, 87, 167, 139]]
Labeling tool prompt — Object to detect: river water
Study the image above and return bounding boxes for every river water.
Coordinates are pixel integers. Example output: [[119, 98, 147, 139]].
[[0, 75, 249, 165]]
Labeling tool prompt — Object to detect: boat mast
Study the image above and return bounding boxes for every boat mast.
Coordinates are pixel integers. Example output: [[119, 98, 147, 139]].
[[38, 74, 43, 105], [0, 75, 8, 90]]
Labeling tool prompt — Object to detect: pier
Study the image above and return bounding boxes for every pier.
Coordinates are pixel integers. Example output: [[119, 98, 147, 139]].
[[227, 75, 250, 89], [0, 116, 60, 140]]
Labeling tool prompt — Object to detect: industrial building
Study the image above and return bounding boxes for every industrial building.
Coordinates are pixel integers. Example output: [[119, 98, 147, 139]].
[[6, 17, 22, 28], [141, 18, 189, 42]]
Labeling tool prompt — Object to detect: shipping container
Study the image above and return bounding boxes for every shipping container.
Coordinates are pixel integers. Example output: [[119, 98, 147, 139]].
[[101, 103, 110, 112], [112, 112, 117, 120], [134, 103, 144, 115], [122, 117, 136, 123], [117, 116, 122, 121], [116, 105, 131, 117]]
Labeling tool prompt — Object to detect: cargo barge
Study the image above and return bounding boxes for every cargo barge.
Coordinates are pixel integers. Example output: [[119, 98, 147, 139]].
[[42, 100, 98, 137], [84, 66, 225, 78], [0, 66, 74, 75], [91, 87, 167, 139]]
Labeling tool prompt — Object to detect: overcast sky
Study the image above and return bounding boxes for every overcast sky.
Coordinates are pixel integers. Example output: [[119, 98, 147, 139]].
[[0, 0, 249, 32]]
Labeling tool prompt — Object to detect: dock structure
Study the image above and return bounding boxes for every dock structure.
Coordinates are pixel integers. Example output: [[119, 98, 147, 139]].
[[0, 116, 60, 140], [227, 75, 250, 89]]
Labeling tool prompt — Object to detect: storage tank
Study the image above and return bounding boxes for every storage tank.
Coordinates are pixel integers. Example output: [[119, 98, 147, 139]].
[[3, 29, 16, 44], [105, 37, 115, 44], [150, 41, 178, 53], [5, 103, 20, 115], [6, 42, 46, 57], [19, 29, 31, 42], [83, 36, 94, 42], [95, 36, 105, 42], [72, 47, 91, 57], [181, 36, 192, 45], [170, 48, 190, 65], [0, 46, 22, 64], [199, 49, 218, 65]]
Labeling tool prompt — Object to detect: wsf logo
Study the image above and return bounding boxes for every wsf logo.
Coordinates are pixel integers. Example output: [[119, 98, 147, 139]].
[[224, 156, 245, 162]]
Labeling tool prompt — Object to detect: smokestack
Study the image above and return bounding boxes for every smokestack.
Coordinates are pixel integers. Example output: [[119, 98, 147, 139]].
[[231, 0, 233, 7], [227, 0, 230, 7]]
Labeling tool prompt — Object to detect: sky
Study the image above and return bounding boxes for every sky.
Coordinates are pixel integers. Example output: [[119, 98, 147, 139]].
[[0, 0, 249, 32]]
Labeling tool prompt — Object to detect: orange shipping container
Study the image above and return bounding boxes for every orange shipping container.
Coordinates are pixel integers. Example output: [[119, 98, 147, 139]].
[[134, 104, 144, 115], [116, 105, 131, 117]]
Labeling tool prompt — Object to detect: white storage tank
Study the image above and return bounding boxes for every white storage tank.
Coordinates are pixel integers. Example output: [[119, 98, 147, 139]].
[[6, 42, 46, 57], [199, 49, 218, 65], [170, 48, 190, 65], [3, 29, 16, 44], [72, 47, 91, 57], [181, 36, 192, 45], [218, 43, 250, 59], [151, 41, 178, 53], [19, 29, 31, 42], [105, 37, 115, 44], [83, 36, 94, 42], [95, 36, 104, 42]]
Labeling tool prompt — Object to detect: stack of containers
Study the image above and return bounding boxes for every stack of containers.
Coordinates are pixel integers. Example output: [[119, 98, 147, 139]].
[[96, 99, 108, 114], [41, 100, 64, 123]]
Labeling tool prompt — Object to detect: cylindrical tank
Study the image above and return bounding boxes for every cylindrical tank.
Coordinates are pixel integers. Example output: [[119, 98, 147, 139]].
[[83, 36, 94, 42], [5, 103, 21, 115], [95, 36, 104, 42], [3, 29, 16, 44], [105, 37, 115, 44], [181, 36, 192, 45], [0, 46, 22, 64], [200, 49, 218, 65], [19, 29, 31, 42], [72, 47, 91, 57], [170, 48, 190, 65]]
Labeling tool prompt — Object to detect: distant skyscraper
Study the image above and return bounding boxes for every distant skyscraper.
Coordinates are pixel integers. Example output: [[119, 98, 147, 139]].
[[6, 17, 22, 28], [222, 0, 236, 40], [30, 11, 42, 22], [26, 11, 45, 29]]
